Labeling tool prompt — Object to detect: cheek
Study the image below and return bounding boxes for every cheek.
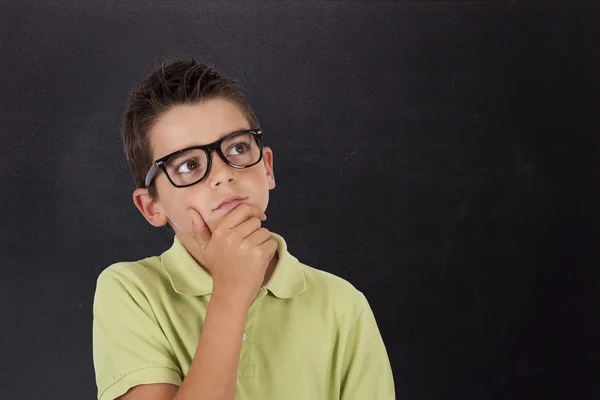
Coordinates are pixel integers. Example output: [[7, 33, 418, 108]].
[[161, 191, 215, 233], [261, 191, 270, 213], [163, 203, 193, 233], [252, 176, 271, 212]]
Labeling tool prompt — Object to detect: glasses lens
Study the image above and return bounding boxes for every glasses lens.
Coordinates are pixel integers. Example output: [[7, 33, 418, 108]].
[[164, 148, 208, 186], [221, 132, 261, 167]]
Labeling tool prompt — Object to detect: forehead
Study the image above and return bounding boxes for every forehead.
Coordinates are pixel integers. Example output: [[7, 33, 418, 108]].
[[149, 98, 251, 159]]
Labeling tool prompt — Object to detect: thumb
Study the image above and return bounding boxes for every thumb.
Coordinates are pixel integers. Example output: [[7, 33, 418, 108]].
[[188, 208, 211, 249]]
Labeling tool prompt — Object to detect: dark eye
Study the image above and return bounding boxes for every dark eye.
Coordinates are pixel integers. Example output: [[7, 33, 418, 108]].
[[176, 159, 200, 174], [228, 142, 249, 156]]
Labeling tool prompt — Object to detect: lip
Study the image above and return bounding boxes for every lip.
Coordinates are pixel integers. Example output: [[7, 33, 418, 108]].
[[214, 195, 248, 212]]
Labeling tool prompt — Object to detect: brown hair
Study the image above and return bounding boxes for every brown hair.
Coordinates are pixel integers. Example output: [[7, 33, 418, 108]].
[[121, 58, 260, 199]]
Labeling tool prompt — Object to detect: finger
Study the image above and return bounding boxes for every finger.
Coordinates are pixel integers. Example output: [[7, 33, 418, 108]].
[[232, 217, 263, 239], [221, 203, 266, 230], [260, 238, 278, 260], [247, 227, 272, 245], [188, 208, 211, 248]]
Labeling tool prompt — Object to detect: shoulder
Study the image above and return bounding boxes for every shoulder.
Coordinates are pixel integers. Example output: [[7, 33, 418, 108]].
[[94, 255, 170, 307], [301, 263, 360, 296], [300, 263, 368, 320], [97, 256, 164, 284]]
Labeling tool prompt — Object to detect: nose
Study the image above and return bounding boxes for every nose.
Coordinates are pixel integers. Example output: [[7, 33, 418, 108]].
[[206, 152, 235, 188]]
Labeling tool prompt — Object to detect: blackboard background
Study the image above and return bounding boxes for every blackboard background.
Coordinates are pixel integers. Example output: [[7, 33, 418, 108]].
[[1, 1, 600, 399]]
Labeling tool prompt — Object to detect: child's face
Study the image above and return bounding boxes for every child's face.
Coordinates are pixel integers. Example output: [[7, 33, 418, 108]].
[[137, 98, 275, 235]]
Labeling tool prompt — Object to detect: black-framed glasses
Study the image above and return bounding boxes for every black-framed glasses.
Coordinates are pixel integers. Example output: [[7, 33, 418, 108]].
[[144, 129, 263, 188]]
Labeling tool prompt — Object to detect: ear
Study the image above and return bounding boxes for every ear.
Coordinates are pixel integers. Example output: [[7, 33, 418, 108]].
[[262, 146, 276, 190], [133, 188, 169, 227]]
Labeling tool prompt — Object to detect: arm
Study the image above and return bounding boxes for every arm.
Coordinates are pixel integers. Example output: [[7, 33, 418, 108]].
[[340, 294, 396, 400], [113, 204, 276, 400], [119, 292, 250, 400]]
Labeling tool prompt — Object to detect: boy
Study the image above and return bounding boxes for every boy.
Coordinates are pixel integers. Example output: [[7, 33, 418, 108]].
[[92, 59, 395, 400]]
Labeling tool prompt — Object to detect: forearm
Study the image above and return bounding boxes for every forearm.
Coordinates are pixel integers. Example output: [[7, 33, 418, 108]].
[[173, 291, 250, 400]]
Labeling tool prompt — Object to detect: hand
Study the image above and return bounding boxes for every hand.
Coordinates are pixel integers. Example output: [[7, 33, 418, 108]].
[[187, 204, 278, 306]]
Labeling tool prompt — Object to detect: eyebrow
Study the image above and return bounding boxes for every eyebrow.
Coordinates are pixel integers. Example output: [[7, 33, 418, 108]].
[[180, 128, 251, 149]]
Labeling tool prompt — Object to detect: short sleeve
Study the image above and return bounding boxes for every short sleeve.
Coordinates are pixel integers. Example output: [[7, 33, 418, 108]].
[[340, 294, 396, 399], [92, 270, 182, 400]]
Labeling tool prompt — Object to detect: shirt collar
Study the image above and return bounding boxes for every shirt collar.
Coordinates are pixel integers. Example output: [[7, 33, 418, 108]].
[[263, 233, 307, 299], [161, 232, 306, 299]]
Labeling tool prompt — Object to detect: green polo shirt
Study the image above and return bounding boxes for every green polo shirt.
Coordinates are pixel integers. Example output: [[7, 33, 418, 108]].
[[93, 233, 395, 399]]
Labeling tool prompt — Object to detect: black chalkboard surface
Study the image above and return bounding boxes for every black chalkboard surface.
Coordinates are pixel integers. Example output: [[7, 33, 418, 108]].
[[1, 1, 599, 399]]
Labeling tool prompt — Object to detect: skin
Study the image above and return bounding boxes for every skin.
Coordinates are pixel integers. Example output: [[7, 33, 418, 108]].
[[121, 98, 278, 400]]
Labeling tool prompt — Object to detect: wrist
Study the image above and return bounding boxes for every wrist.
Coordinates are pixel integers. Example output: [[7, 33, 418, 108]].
[[211, 286, 254, 310]]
